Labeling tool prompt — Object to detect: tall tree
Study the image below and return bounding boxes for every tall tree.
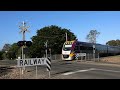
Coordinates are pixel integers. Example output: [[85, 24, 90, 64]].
[[86, 30, 100, 43], [30, 25, 76, 58]]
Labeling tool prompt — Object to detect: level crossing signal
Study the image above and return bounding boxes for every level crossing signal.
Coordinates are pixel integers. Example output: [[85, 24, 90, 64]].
[[17, 41, 32, 47]]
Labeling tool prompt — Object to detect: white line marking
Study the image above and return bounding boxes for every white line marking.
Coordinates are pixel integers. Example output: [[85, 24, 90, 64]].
[[62, 68, 95, 75], [62, 68, 120, 76], [95, 69, 120, 73]]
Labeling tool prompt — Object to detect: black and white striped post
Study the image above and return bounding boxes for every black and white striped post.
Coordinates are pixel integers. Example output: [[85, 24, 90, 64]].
[[46, 57, 51, 78], [75, 54, 78, 61], [93, 45, 95, 61]]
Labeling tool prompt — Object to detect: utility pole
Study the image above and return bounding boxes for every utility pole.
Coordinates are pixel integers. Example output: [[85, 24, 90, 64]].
[[49, 48, 51, 59], [66, 32, 67, 41], [44, 40, 48, 58]]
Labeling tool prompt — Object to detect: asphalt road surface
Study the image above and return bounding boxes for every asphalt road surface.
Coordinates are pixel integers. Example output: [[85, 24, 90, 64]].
[[50, 60, 120, 79], [0, 60, 120, 79]]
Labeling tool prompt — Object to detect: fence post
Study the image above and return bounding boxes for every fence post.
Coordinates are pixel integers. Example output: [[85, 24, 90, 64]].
[[98, 53, 100, 61], [85, 56, 86, 61], [88, 53, 89, 60], [55, 54, 56, 60], [36, 66, 37, 79]]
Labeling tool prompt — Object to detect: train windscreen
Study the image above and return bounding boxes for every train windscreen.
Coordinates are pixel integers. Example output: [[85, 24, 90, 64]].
[[63, 45, 72, 51]]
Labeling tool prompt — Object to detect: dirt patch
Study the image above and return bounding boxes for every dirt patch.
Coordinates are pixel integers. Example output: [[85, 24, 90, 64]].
[[100, 55, 120, 63], [0, 66, 15, 78]]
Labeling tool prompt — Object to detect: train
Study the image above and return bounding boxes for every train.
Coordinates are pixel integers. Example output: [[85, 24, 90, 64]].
[[62, 39, 120, 60]]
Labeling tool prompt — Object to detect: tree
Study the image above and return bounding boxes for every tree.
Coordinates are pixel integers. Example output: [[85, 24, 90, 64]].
[[30, 25, 76, 58], [0, 51, 4, 60], [1, 44, 11, 59], [2, 44, 11, 51], [86, 30, 100, 43], [116, 39, 120, 46], [3, 42, 31, 60], [106, 39, 120, 46], [7, 43, 20, 59]]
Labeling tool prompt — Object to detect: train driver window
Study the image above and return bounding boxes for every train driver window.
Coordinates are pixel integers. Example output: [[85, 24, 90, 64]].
[[80, 46, 86, 50], [74, 46, 80, 53]]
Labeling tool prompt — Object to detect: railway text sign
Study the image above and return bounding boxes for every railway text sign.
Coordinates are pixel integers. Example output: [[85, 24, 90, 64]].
[[17, 58, 48, 67], [76, 53, 86, 57]]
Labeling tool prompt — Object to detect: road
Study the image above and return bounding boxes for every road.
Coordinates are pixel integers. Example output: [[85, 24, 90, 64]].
[[49, 60, 120, 79], [0, 60, 120, 79]]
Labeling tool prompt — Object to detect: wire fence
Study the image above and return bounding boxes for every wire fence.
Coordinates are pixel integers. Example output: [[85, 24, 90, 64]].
[[45, 53, 101, 61]]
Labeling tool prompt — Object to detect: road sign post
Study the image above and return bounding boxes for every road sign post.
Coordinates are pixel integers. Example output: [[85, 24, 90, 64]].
[[36, 66, 37, 79], [81, 56, 82, 61], [49, 48, 51, 59], [75, 54, 78, 61], [44, 40, 48, 58], [21, 46, 24, 74], [85, 55, 86, 61], [93, 45, 95, 61], [18, 21, 30, 74], [19, 67, 22, 79], [98, 53, 100, 61]]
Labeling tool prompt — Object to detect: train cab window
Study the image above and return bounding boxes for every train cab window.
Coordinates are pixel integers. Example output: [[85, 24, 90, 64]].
[[80, 46, 86, 50], [74, 46, 79, 50], [74, 46, 80, 53], [87, 47, 93, 50], [76, 42, 80, 45]]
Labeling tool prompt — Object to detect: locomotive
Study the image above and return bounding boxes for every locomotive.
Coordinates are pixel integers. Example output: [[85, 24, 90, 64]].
[[62, 40, 120, 60]]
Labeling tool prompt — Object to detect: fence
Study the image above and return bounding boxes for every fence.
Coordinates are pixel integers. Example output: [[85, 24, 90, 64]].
[[44, 54, 62, 61], [76, 53, 100, 61], [45, 53, 100, 61]]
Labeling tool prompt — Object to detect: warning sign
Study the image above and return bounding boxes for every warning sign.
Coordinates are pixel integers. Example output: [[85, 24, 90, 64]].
[[17, 58, 47, 67]]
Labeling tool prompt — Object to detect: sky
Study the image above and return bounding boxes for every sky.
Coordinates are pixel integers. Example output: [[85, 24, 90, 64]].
[[0, 11, 120, 50]]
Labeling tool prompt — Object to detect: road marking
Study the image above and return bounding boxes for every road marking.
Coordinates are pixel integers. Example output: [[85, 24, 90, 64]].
[[95, 68, 120, 73], [62, 68, 95, 75], [61, 68, 120, 76]]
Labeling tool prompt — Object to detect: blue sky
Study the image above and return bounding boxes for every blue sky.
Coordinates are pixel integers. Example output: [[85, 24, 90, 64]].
[[0, 11, 120, 50]]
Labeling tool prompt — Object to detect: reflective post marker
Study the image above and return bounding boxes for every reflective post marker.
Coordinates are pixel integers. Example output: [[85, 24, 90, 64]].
[[46, 58, 51, 78], [93, 45, 95, 61]]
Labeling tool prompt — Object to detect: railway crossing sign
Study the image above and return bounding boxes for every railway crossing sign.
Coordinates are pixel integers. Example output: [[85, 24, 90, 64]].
[[17, 58, 48, 67], [17, 58, 51, 79], [75, 53, 86, 60], [76, 53, 86, 57], [75, 55, 78, 60]]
